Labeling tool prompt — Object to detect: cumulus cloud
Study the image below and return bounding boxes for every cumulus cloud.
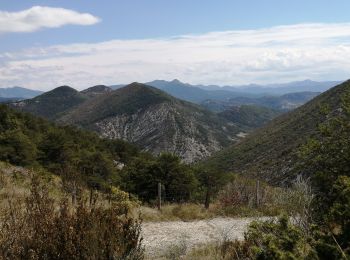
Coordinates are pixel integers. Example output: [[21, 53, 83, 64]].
[[1, 23, 350, 90], [0, 6, 100, 33]]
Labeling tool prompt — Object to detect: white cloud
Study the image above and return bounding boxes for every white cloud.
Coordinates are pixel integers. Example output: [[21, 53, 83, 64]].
[[0, 6, 100, 33], [1, 23, 350, 90]]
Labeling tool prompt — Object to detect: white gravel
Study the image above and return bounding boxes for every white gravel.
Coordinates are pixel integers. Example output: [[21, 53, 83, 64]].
[[142, 217, 267, 258]]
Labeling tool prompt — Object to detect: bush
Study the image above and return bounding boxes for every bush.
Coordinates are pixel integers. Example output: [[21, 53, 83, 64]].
[[0, 176, 144, 259], [221, 216, 317, 259], [216, 175, 314, 218]]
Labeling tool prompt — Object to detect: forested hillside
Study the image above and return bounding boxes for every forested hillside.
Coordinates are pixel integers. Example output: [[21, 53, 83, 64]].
[[204, 80, 350, 184], [0, 105, 219, 204]]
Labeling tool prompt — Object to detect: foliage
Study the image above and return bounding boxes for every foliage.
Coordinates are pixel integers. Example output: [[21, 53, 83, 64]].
[[208, 217, 316, 260], [0, 104, 142, 191], [299, 91, 350, 213], [206, 90, 350, 260], [121, 153, 197, 202], [0, 176, 144, 259], [297, 91, 350, 258], [194, 166, 233, 208], [15, 85, 88, 120], [216, 174, 314, 218]]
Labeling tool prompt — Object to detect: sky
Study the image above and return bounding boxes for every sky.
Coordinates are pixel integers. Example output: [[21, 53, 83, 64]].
[[1, 0, 350, 90]]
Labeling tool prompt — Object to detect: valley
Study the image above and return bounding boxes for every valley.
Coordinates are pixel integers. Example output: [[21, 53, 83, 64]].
[[1, 2, 350, 257]]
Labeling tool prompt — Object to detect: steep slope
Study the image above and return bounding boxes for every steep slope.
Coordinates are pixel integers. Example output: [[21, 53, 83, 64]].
[[0, 86, 43, 99], [11, 86, 88, 120], [58, 83, 242, 162], [218, 105, 281, 129], [204, 80, 350, 184]]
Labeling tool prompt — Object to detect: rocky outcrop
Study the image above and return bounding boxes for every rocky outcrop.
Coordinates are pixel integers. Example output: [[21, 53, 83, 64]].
[[95, 102, 237, 163]]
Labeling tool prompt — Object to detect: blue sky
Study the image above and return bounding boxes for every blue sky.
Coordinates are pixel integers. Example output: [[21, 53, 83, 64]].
[[1, 1, 350, 90]]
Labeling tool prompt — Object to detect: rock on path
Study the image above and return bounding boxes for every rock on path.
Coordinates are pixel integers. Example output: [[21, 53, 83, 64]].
[[142, 217, 267, 258]]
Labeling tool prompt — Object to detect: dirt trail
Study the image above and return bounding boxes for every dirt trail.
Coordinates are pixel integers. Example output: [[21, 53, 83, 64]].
[[142, 217, 267, 258]]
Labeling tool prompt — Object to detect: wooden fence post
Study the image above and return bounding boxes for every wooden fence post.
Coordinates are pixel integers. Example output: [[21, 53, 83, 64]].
[[157, 182, 162, 211], [256, 180, 260, 208]]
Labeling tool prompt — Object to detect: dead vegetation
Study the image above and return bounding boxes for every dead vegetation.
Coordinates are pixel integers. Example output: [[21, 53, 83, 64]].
[[0, 163, 144, 259]]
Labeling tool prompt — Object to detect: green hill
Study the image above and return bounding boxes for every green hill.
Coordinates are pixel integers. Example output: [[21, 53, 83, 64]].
[[0, 104, 140, 189], [204, 80, 350, 184], [11, 86, 88, 120], [58, 83, 173, 126]]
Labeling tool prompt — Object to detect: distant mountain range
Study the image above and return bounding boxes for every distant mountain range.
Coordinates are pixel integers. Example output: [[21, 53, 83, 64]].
[[110, 79, 334, 111], [197, 79, 341, 94], [0, 87, 43, 99], [204, 80, 349, 184], [2, 79, 337, 104], [12, 83, 255, 162], [143, 79, 259, 104], [110, 79, 338, 103]]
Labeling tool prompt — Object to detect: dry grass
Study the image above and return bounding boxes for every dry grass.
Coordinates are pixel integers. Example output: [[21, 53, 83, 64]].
[[183, 243, 223, 260], [0, 162, 144, 259], [0, 162, 64, 207], [135, 203, 215, 222]]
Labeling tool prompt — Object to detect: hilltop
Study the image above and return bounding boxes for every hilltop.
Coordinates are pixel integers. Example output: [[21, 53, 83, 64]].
[[11, 86, 88, 120]]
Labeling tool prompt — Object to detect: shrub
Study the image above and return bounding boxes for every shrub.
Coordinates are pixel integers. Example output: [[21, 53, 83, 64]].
[[217, 175, 314, 218], [221, 216, 317, 259], [0, 176, 144, 259]]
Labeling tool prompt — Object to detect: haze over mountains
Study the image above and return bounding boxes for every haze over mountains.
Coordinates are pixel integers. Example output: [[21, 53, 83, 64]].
[[2, 79, 336, 102], [111, 79, 338, 105], [0, 87, 43, 99]]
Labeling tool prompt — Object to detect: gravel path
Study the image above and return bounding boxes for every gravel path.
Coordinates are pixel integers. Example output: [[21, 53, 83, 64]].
[[142, 217, 267, 258]]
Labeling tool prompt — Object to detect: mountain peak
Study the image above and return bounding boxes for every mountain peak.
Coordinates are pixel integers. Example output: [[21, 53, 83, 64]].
[[14, 85, 86, 120], [51, 86, 78, 95], [171, 79, 182, 84]]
